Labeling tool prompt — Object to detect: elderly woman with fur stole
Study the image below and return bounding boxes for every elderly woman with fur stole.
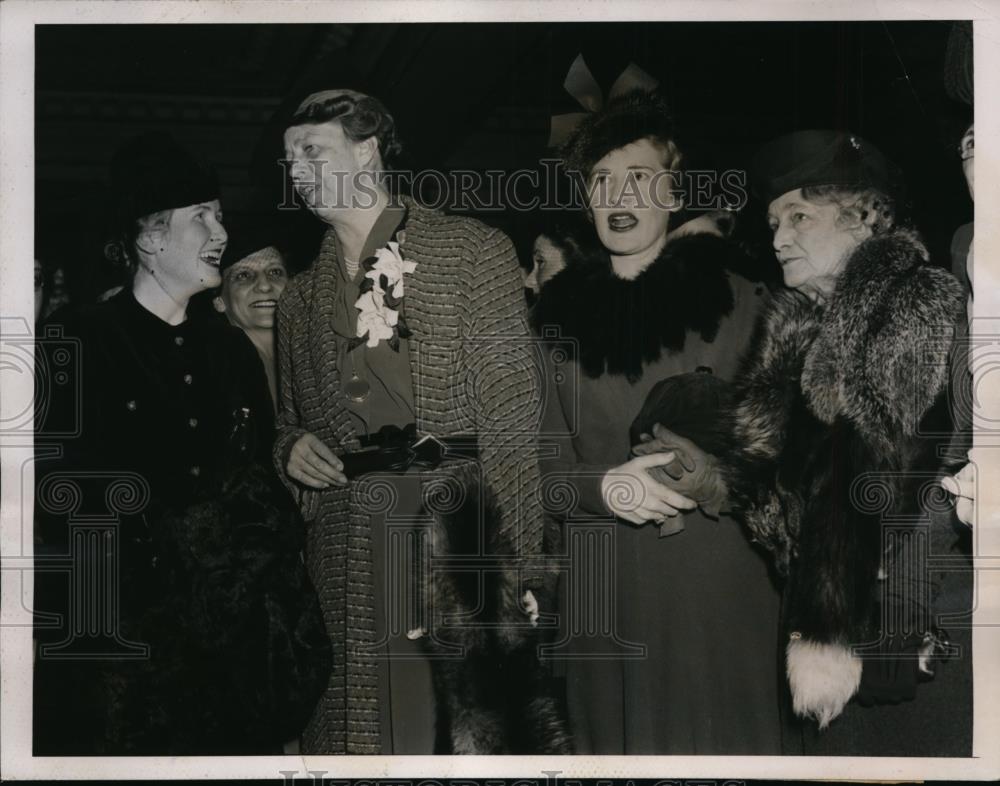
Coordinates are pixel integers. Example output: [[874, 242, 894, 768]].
[[640, 130, 966, 754], [532, 90, 783, 754]]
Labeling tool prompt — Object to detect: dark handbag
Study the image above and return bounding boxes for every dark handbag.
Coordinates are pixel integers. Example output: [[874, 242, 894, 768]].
[[340, 423, 478, 479]]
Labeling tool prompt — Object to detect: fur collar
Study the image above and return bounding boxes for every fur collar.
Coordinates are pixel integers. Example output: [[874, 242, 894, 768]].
[[733, 228, 964, 461], [532, 232, 754, 381], [800, 228, 963, 447]]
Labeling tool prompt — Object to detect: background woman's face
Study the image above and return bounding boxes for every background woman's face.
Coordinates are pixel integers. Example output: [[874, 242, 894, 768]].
[[219, 249, 288, 332], [960, 123, 974, 200], [587, 138, 678, 259], [767, 188, 871, 302], [34, 259, 44, 321], [524, 235, 566, 294]]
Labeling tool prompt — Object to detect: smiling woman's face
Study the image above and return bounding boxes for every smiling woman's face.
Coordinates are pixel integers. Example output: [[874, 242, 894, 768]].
[[587, 137, 679, 261], [218, 248, 288, 331]]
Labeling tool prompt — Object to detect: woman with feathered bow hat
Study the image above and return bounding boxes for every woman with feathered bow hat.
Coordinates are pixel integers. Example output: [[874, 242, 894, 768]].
[[639, 130, 967, 753], [532, 90, 784, 754]]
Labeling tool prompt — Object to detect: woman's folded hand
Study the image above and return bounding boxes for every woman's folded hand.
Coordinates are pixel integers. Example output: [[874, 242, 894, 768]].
[[940, 457, 975, 527], [633, 425, 730, 516], [601, 452, 697, 524], [287, 432, 348, 488]]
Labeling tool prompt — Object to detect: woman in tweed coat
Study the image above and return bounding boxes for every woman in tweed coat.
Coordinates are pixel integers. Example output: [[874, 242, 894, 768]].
[[273, 89, 562, 754]]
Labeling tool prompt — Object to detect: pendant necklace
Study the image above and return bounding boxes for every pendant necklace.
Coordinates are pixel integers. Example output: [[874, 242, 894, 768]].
[[345, 358, 371, 403]]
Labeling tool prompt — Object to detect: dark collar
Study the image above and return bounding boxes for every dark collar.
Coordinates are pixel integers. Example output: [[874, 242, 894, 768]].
[[112, 287, 201, 340], [533, 232, 749, 381]]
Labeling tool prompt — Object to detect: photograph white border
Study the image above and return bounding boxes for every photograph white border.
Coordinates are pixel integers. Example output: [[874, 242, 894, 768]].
[[2, 0, 998, 780]]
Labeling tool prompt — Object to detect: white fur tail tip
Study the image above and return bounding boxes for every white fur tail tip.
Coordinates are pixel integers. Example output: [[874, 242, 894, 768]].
[[786, 637, 862, 729]]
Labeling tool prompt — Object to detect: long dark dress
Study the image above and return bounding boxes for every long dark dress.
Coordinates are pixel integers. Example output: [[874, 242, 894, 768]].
[[33, 289, 330, 754], [536, 234, 783, 754]]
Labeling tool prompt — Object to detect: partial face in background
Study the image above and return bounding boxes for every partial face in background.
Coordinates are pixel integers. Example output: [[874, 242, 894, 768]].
[[767, 188, 871, 302], [524, 235, 567, 294], [215, 247, 288, 331], [960, 123, 974, 200], [141, 201, 228, 294], [587, 137, 680, 259], [283, 120, 376, 217], [34, 259, 44, 321]]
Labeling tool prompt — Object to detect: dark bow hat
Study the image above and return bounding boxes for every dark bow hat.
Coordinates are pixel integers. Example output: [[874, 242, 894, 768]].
[[109, 132, 220, 231], [751, 129, 900, 207]]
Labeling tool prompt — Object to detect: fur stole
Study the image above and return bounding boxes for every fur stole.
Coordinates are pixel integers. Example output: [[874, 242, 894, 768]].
[[800, 229, 963, 451], [532, 232, 756, 381], [419, 463, 572, 755]]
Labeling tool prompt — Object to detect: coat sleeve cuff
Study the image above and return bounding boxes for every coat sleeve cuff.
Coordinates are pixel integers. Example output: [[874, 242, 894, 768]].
[[574, 464, 613, 517], [273, 426, 315, 517]]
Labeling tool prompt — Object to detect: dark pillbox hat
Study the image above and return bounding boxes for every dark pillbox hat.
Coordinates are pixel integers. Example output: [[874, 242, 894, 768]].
[[751, 129, 899, 207], [109, 132, 219, 229]]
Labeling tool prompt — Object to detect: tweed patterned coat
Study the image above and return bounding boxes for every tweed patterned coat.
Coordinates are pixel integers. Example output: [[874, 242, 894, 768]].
[[272, 195, 544, 753]]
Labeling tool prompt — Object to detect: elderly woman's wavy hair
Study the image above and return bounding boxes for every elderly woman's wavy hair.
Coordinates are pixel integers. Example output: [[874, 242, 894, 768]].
[[800, 184, 898, 236], [560, 90, 683, 181], [287, 91, 403, 170]]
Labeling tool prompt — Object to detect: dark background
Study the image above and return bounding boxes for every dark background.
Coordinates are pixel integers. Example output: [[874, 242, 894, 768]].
[[34, 21, 973, 299]]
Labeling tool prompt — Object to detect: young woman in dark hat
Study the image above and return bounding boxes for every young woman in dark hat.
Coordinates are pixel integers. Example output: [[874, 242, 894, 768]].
[[532, 89, 783, 754], [33, 133, 330, 754], [640, 129, 967, 754]]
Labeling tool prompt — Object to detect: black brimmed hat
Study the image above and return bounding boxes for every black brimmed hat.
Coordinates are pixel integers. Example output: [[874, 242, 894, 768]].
[[752, 129, 899, 206], [109, 132, 219, 230]]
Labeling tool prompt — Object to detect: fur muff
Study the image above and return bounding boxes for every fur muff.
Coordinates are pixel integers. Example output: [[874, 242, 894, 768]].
[[532, 232, 758, 381], [725, 229, 964, 725], [101, 462, 332, 753], [786, 638, 863, 729], [419, 463, 572, 754]]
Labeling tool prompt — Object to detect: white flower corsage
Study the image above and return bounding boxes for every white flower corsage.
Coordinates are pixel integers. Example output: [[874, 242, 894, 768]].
[[351, 240, 416, 351]]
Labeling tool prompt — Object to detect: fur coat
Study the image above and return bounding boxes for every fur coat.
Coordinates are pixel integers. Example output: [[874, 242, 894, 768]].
[[724, 229, 964, 728]]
